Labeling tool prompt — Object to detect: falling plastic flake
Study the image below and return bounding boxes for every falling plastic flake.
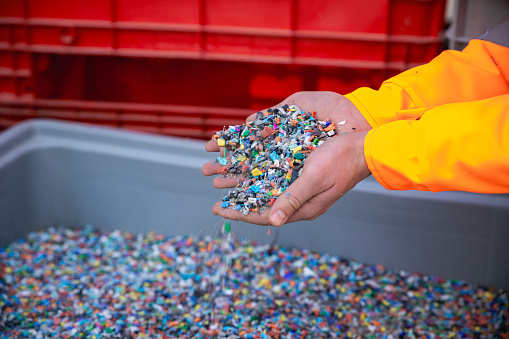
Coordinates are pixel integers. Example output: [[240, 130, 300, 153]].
[[212, 105, 337, 215]]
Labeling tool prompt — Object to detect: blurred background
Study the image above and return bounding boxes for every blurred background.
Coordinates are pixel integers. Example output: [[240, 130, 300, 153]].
[[0, 0, 508, 139]]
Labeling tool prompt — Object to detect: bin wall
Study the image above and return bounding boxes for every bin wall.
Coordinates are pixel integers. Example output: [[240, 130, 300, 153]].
[[1, 119, 508, 289]]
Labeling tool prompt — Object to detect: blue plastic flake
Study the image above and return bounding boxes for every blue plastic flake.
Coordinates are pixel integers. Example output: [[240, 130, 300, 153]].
[[249, 185, 260, 193]]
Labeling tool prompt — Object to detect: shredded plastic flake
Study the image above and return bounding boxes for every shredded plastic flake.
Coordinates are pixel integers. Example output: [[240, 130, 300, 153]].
[[213, 105, 337, 215], [1, 226, 508, 338]]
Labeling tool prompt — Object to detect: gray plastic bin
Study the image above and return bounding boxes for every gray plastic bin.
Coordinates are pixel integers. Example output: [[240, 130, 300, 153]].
[[0, 119, 508, 289]]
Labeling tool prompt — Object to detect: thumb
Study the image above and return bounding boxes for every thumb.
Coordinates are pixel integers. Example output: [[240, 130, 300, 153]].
[[269, 172, 318, 226]]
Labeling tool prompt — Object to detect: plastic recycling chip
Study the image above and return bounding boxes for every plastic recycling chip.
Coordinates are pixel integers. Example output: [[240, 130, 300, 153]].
[[211, 105, 339, 215]]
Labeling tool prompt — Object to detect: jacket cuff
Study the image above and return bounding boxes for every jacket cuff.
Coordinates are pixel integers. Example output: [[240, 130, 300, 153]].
[[364, 121, 429, 191], [344, 91, 380, 128], [345, 83, 421, 129]]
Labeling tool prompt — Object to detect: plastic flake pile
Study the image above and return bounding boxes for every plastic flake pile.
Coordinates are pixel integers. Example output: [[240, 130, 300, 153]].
[[213, 105, 340, 215], [1, 226, 508, 339]]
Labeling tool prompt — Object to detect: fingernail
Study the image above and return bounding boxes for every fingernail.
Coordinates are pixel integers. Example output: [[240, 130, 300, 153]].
[[270, 210, 286, 226]]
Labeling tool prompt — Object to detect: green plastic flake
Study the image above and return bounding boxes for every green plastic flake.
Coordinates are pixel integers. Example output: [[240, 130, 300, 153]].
[[294, 152, 305, 160], [225, 221, 231, 233]]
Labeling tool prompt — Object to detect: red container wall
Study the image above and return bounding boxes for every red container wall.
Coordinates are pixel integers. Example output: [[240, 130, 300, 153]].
[[0, 0, 446, 138]]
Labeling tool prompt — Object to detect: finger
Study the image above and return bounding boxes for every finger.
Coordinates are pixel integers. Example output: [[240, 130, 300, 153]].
[[202, 160, 224, 176], [212, 175, 247, 189], [245, 112, 257, 123], [285, 187, 337, 223], [205, 139, 220, 152], [268, 174, 321, 227], [212, 201, 271, 226]]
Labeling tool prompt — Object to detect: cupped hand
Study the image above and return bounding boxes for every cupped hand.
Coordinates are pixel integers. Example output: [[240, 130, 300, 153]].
[[201, 91, 372, 225], [263, 131, 370, 226], [209, 131, 370, 225], [202, 91, 371, 186]]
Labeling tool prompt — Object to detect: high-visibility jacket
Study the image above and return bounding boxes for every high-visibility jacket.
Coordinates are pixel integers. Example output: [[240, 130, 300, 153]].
[[345, 17, 509, 193]]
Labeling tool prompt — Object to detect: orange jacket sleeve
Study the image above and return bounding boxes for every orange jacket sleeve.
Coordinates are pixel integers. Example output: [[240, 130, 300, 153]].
[[345, 39, 509, 128], [364, 95, 509, 193]]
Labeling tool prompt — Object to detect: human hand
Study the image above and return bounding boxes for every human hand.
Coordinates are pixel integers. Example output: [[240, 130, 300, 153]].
[[202, 91, 371, 187], [201, 91, 372, 225], [207, 131, 370, 225], [262, 131, 370, 226]]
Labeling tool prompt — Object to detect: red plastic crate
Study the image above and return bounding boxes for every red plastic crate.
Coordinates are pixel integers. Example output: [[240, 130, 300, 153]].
[[0, 0, 446, 138]]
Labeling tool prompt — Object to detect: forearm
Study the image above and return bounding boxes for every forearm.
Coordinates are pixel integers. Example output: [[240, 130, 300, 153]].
[[346, 29, 509, 127], [364, 95, 509, 193]]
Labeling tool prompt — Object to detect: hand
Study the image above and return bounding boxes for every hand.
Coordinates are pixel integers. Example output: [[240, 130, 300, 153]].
[[202, 91, 371, 188], [202, 91, 372, 225], [209, 131, 370, 225], [264, 131, 371, 226]]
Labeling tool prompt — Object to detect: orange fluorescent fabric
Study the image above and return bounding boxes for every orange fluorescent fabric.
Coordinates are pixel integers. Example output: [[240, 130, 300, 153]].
[[345, 40, 509, 128], [364, 95, 509, 193], [346, 39, 509, 193]]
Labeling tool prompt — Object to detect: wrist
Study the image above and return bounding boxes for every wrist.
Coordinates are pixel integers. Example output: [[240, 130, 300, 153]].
[[344, 93, 377, 130], [350, 131, 371, 180]]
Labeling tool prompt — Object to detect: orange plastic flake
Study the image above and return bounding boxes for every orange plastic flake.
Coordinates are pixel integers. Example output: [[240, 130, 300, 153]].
[[212, 134, 219, 139], [289, 119, 298, 124], [271, 189, 280, 196], [275, 118, 280, 124], [324, 123, 336, 132]]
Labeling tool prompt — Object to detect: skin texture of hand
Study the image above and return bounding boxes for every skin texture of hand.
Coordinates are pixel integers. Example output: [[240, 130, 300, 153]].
[[201, 91, 372, 226]]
